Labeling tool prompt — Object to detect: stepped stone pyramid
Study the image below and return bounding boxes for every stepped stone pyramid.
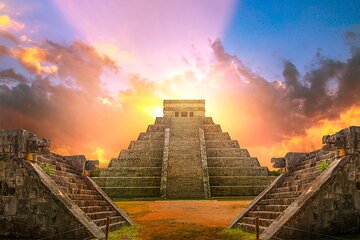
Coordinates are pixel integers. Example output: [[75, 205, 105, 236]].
[[92, 99, 276, 198], [0, 130, 133, 239], [229, 126, 360, 240]]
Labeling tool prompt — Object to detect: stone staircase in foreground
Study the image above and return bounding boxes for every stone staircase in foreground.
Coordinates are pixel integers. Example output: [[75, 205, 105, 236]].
[[233, 150, 337, 233], [91, 117, 168, 198], [203, 117, 276, 196], [166, 117, 204, 198], [37, 153, 132, 232], [230, 126, 360, 239]]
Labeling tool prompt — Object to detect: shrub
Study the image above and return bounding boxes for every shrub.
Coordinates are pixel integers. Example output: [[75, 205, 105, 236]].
[[43, 165, 54, 175], [318, 160, 329, 171]]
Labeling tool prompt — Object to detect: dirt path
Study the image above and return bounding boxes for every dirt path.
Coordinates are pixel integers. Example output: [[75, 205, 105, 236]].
[[115, 200, 254, 240]]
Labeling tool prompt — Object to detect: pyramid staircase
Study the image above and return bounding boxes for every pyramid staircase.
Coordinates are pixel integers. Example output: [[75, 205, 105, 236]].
[[230, 126, 360, 239], [203, 117, 276, 196], [36, 153, 132, 232], [166, 117, 205, 198]]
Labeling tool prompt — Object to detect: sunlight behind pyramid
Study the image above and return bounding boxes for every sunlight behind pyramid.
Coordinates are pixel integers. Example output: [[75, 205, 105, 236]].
[[91, 100, 276, 198]]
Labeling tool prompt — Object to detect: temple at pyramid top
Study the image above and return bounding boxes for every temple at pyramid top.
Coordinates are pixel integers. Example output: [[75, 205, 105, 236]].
[[163, 99, 205, 117], [92, 99, 276, 199]]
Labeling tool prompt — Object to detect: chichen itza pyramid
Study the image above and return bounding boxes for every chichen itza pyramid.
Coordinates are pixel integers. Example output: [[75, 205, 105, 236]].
[[91, 100, 276, 198]]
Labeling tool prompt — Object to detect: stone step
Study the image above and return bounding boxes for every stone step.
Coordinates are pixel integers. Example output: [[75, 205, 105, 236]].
[[53, 180, 89, 189], [208, 167, 269, 176], [100, 221, 127, 232], [97, 167, 162, 177], [289, 165, 320, 176], [87, 211, 118, 220], [119, 149, 163, 159], [207, 157, 259, 167], [92, 176, 161, 187], [202, 117, 214, 124], [204, 132, 231, 140], [147, 124, 166, 132], [68, 194, 103, 201], [258, 197, 296, 206], [101, 186, 160, 198], [248, 210, 281, 219], [241, 217, 274, 227], [138, 132, 165, 140], [281, 172, 320, 186], [51, 170, 84, 179], [129, 139, 164, 147], [128, 143, 164, 150], [281, 176, 318, 188], [60, 187, 98, 196], [210, 176, 275, 186], [237, 223, 266, 234], [207, 148, 250, 157], [109, 158, 163, 167], [93, 216, 123, 226], [254, 205, 289, 212], [205, 140, 240, 148], [73, 199, 109, 207], [210, 186, 269, 196], [50, 174, 86, 185], [269, 183, 311, 194], [265, 191, 302, 200], [155, 117, 169, 125], [80, 205, 112, 214], [203, 124, 222, 132]]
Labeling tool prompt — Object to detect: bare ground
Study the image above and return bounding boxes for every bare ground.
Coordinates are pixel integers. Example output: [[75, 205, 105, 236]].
[[114, 199, 255, 240]]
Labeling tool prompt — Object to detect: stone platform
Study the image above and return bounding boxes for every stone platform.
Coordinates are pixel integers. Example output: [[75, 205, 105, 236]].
[[92, 100, 276, 198]]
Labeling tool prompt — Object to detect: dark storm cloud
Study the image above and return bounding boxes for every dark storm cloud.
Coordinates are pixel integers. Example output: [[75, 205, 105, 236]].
[[43, 40, 118, 94], [0, 68, 27, 84], [209, 39, 360, 143]]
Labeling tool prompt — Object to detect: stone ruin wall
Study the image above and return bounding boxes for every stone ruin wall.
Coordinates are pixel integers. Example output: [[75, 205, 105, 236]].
[[0, 129, 96, 239]]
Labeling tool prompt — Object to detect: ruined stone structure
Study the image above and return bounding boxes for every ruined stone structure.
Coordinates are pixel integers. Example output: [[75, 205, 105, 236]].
[[230, 126, 360, 239], [0, 129, 133, 239], [92, 99, 276, 198]]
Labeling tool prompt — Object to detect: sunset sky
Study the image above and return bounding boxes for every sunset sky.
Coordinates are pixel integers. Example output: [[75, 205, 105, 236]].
[[1, 0, 360, 168]]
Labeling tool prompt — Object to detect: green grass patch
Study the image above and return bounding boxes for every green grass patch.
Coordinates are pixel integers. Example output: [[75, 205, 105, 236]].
[[318, 160, 329, 171], [224, 228, 256, 240], [43, 165, 54, 175], [108, 225, 138, 240]]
